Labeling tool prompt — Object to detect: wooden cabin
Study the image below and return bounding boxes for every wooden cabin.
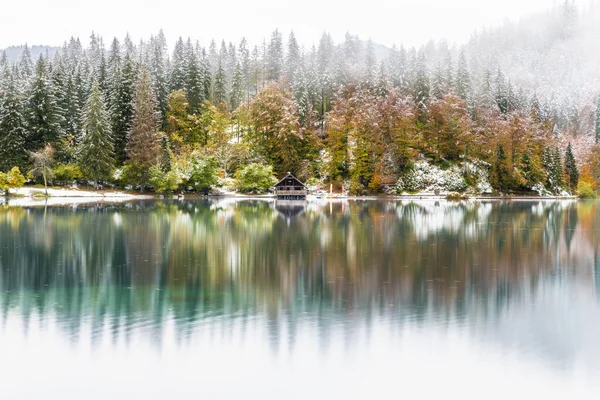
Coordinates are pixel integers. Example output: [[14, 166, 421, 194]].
[[274, 172, 308, 200]]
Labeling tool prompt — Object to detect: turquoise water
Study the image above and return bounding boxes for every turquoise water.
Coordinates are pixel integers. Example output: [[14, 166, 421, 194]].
[[0, 199, 599, 398]]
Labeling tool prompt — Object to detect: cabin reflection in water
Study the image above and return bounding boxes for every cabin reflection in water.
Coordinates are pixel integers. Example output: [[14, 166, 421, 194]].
[[273, 172, 307, 200], [274, 201, 307, 224]]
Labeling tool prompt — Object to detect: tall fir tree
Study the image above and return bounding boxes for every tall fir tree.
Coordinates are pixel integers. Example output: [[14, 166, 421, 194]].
[[25, 56, 65, 152], [78, 79, 114, 182], [0, 67, 27, 170], [455, 50, 470, 101], [564, 142, 578, 191], [170, 37, 187, 92], [266, 29, 283, 82], [213, 59, 227, 105], [111, 54, 136, 163], [595, 95, 600, 143]]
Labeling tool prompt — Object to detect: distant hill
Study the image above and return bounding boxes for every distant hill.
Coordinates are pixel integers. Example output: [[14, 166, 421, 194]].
[[2, 45, 59, 63]]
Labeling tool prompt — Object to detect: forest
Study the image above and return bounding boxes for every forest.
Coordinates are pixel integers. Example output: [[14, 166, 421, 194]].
[[0, 1, 598, 196]]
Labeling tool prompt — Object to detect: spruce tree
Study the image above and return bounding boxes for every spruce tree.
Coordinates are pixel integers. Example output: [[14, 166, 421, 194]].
[[149, 30, 169, 121], [160, 135, 172, 173], [564, 142, 578, 191], [0, 67, 27, 171], [595, 95, 600, 143], [286, 31, 301, 84], [111, 54, 136, 163], [25, 56, 65, 152], [213, 59, 227, 105], [185, 40, 204, 113], [230, 62, 244, 111], [79, 79, 114, 182], [126, 66, 161, 181], [170, 37, 186, 92], [455, 51, 470, 101], [19, 44, 34, 80], [266, 29, 283, 82]]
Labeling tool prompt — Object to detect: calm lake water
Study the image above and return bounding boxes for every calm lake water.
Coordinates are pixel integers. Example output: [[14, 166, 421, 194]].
[[0, 199, 599, 399]]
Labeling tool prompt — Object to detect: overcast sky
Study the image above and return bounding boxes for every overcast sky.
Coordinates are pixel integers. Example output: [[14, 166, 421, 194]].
[[0, 0, 580, 50]]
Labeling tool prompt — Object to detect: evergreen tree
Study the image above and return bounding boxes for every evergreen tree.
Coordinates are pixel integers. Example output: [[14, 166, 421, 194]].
[[149, 30, 169, 122], [266, 29, 283, 82], [595, 95, 600, 143], [286, 31, 301, 84], [230, 62, 244, 111], [78, 79, 114, 182], [0, 68, 27, 170], [19, 44, 34, 80], [111, 54, 136, 163], [159, 134, 172, 172], [24, 56, 65, 152], [455, 51, 470, 101], [185, 40, 204, 113], [564, 142, 578, 191], [126, 66, 161, 183], [213, 59, 227, 105], [170, 37, 186, 92], [412, 50, 430, 107]]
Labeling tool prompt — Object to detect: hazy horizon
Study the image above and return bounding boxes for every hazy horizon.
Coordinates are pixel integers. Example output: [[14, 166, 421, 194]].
[[1, 0, 583, 50]]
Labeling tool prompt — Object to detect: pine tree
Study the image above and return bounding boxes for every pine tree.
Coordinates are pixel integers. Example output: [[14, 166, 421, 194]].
[[111, 54, 136, 163], [149, 30, 169, 123], [213, 59, 227, 105], [495, 69, 508, 114], [185, 40, 204, 113], [126, 66, 161, 175], [564, 142, 578, 191], [170, 37, 186, 92], [159, 135, 172, 173], [78, 79, 114, 182], [286, 31, 301, 84], [595, 95, 600, 143], [19, 44, 34, 80], [0, 67, 27, 171], [266, 29, 283, 82], [412, 50, 430, 107], [25, 56, 65, 152], [230, 62, 244, 111], [455, 51, 470, 101]]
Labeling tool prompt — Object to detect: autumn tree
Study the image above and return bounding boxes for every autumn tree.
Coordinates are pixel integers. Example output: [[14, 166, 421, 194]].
[[126, 66, 161, 188]]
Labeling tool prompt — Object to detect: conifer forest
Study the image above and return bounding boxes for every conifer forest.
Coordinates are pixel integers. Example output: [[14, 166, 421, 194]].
[[0, 2, 598, 196]]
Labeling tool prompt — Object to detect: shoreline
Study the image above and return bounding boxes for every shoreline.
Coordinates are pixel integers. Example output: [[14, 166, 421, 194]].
[[1, 186, 582, 207]]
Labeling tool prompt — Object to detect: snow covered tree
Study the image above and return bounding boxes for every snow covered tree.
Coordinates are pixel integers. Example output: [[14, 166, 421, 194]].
[[266, 29, 283, 82], [18, 44, 34, 80], [285, 31, 301, 84], [170, 37, 186, 92], [564, 142, 578, 191], [149, 30, 169, 122], [595, 95, 600, 143], [455, 51, 470, 101], [111, 53, 136, 163], [0, 67, 27, 171], [213, 59, 227, 105], [78, 79, 114, 182], [25, 56, 65, 152], [412, 50, 430, 108]]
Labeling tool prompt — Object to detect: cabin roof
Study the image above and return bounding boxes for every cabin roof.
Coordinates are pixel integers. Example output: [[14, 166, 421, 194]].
[[274, 172, 306, 188]]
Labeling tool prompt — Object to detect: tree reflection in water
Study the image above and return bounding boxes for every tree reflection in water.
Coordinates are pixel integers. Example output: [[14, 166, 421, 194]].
[[0, 199, 599, 370]]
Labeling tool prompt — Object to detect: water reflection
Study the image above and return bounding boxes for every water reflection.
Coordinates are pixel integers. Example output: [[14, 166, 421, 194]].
[[0, 199, 599, 396]]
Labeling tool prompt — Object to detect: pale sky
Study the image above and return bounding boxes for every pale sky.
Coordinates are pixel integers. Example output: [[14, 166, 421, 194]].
[[0, 0, 579, 50]]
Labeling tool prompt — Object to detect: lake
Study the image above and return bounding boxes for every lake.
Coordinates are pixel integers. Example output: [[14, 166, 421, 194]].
[[0, 199, 599, 399]]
